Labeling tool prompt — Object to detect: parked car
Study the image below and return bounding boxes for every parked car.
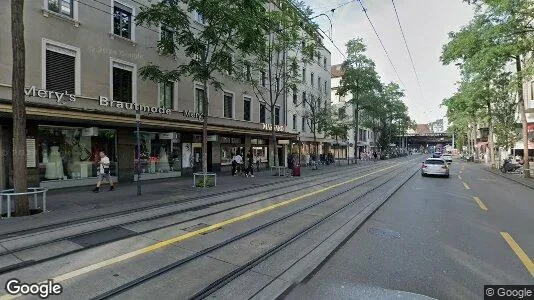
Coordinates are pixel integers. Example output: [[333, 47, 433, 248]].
[[421, 158, 449, 178], [442, 153, 452, 163]]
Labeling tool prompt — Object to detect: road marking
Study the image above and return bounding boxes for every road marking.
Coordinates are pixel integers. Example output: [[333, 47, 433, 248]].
[[500, 232, 534, 277], [478, 178, 495, 182], [463, 182, 470, 190], [458, 175, 462, 180], [473, 196, 488, 211], [0, 158, 418, 293]]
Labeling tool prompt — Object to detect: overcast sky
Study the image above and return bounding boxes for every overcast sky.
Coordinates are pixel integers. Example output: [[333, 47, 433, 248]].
[[307, 0, 474, 124]]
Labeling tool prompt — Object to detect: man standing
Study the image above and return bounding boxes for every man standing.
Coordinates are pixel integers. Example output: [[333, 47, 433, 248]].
[[245, 149, 255, 177], [233, 152, 244, 176], [93, 151, 114, 192]]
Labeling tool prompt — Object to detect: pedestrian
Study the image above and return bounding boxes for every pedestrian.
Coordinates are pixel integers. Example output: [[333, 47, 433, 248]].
[[255, 154, 261, 171], [245, 149, 255, 177], [233, 152, 244, 176], [93, 151, 114, 192], [373, 150, 378, 162]]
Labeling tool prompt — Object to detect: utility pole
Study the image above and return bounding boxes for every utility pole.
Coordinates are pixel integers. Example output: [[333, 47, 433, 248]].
[[136, 109, 141, 196]]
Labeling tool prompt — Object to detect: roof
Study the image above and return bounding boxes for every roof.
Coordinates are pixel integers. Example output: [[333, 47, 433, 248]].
[[415, 124, 432, 135], [331, 64, 344, 78]]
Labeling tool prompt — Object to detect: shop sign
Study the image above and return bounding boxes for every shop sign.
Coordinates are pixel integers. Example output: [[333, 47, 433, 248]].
[[207, 135, 218, 142], [180, 110, 204, 121], [99, 97, 171, 115], [13, 138, 36, 168], [25, 86, 75, 104], [262, 123, 286, 132], [159, 132, 179, 140], [82, 127, 99, 137], [278, 140, 290, 145]]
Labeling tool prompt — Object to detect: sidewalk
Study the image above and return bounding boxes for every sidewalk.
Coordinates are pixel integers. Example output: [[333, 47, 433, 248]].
[[0, 161, 373, 234], [483, 165, 534, 190]]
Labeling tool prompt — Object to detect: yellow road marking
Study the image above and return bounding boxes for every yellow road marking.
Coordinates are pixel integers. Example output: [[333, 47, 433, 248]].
[[500, 232, 534, 277], [463, 182, 470, 190], [0, 159, 417, 292], [473, 196, 488, 211]]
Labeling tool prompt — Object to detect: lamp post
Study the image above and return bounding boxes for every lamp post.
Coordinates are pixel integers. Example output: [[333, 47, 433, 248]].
[[136, 109, 141, 196]]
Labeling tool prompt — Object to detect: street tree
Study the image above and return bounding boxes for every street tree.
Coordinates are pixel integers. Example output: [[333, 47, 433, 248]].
[[235, 0, 318, 167], [136, 0, 268, 176], [302, 93, 324, 159], [11, 0, 29, 216], [320, 104, 349, 164], [337, 38, 381, 161]]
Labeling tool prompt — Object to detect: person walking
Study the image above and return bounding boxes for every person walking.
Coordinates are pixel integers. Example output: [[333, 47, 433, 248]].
[[231, 152, 237, 176], [93, 151, 114, 192], [245, 149, 255, 177], [233, 152, 244, 176], [373, 150, 378, 162]]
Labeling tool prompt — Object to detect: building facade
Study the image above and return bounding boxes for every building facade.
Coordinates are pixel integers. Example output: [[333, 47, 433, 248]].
[[0, 0, 331, 189]]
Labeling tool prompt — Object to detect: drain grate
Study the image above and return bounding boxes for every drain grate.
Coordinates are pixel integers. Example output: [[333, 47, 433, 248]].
[[367, 227, 400, 239], [69, 227, 136, 247]]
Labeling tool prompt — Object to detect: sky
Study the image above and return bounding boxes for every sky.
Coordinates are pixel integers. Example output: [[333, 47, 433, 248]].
[[306, 0, 475, 124]]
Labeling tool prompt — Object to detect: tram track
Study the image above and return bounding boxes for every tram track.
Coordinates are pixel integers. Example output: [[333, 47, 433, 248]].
[[88, 160, 418, 300], [0, 159, 410, 275]]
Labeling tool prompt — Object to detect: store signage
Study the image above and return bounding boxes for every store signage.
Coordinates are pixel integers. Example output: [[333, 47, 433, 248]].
[[262, 123, 286, 132], [82, 127, 99, 137], [159, 132, 179, 140], [99, 97, 171, 115], [25, 86, 75, 103], [207, 135, 218, 142], [180, 110, 204, 121], [278, 140, 290, 145]]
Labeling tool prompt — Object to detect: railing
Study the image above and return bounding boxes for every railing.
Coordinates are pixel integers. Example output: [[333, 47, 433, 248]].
[[0, 188, 48, 218]]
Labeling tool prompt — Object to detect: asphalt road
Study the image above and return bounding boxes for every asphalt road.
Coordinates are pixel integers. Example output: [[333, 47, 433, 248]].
[[286, 160, 534, 300]]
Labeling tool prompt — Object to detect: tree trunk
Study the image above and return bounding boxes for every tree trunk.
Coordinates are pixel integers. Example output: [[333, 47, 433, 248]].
[[270, 109, 277, 167], [487, 102, 496, 169], [354, 103, 359, 164], [11, 0, 29, 216], [516, 56, 531, 178], [202, 81, 209, 176]]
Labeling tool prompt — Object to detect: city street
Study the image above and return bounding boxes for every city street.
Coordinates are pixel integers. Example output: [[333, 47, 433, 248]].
[[0, 156, 531, 299], [287, 160, 534, 300]]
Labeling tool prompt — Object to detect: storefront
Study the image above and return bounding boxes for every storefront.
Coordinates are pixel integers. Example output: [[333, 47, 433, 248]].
[[134, 131, 181, 181]]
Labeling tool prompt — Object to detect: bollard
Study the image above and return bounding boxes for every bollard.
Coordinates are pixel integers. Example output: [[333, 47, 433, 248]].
[[7, 194, 11, 218], [33, 193, 38, 209], [43, 191, 47, 212]]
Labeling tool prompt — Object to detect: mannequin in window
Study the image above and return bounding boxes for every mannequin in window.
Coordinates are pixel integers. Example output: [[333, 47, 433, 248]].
[[157, 147, 170, 172], [45, 146, 64, 179]]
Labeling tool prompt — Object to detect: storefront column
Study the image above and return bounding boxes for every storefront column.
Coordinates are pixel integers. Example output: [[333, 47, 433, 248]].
[[27, 121, 39, 187], [245, 135, 252, 153], [211, 141, 221, 173], [117, 128, 135, 182]]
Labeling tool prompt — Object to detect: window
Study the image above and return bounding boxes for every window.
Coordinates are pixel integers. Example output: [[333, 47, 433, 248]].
[[302, 117, 306, 132], [222, 53, 232, 75], [274, 106, 280, 125], [245, 62, 251, 81], [301, 40, 306, 49], [318, 76, 321, 90], [260, 103, 266, 123], [113, 2, 133, 40], [44, 41, 79, 95], [223, 92, 234, 118], [324, 57, 327, 69], [111, 60, 136, 103], [194, 10, 205, 24], [338, 107, 346, 118], [311, 72, 315, 87], [531, 81, 534, 100], [160, 25, 175, 55], [47, 0, 74, 18], [293, 115, 297, 130], [302, 92, 306, 108], [317, 52, 321, 65], [302, 67, 306, 82], [159, 81, 174, 109], [243, 97, 251, 121], [195, 86, 205, 114], [260, 70, 266, 87], [324, 81, 327, 94], [293, 87, 298, 105]]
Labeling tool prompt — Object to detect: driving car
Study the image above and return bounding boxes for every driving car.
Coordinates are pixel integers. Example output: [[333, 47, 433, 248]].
[[442, 153, 452, 163], [421, 158, 449, 178]]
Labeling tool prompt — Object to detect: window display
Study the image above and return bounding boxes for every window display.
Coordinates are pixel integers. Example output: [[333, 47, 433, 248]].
[[38, 126, 117, 181], [220, 136, 244, 165], [135, 132, 181, 175]]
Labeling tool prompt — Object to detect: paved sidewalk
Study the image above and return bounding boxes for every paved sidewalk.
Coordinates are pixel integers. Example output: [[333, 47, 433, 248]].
[[483, 166, 534, 190], [0, 160, 375, 234]]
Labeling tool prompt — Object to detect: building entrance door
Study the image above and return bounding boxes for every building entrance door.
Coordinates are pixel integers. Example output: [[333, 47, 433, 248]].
[[192, 143, 202, 172]]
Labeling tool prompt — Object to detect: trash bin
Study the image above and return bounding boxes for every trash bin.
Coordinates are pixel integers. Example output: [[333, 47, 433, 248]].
[[292, 165, 301, 176]]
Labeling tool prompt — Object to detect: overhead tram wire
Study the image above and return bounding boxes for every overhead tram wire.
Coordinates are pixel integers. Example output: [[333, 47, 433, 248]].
[[391, 0, 423, 92], [356, 0, 406, 89]]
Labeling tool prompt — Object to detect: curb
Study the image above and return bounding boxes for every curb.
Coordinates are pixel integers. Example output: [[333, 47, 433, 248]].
[[483, 167, 534, 190]]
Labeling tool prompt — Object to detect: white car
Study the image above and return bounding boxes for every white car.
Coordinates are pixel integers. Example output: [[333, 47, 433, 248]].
[[442, 154, 452, 163], [421, 158, 449, 178]]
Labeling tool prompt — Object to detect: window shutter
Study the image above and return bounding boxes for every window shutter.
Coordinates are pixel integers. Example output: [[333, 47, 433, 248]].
[[46, 50, 75, 94]]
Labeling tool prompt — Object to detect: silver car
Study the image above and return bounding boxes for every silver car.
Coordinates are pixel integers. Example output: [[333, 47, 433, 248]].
[[421, 158, 449, 178]]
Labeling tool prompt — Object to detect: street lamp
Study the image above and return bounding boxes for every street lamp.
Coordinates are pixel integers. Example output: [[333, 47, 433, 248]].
[[136, 109, 141, 196]]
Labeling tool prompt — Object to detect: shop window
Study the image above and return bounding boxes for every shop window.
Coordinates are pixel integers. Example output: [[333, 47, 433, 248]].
[[159, 81, 174, 109], [38, 126, 117, 182], [243, 97, 251, 121], [113, 2, 134, 40], [274, 106, 280, 125], [45, 45, 76, 95], [135, 131, 181, 175], [260, 102, 266, 123], [224, 92, 234, 118], [220, 136, 245, 165]]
